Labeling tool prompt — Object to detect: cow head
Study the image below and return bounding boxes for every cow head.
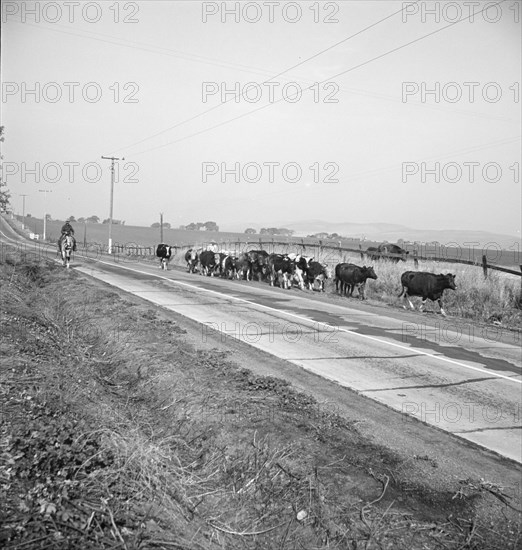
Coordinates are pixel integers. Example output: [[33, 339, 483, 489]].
[[445, 273, 457, 290], [294, 256, 308, 273], [363, 266, 378, 280]]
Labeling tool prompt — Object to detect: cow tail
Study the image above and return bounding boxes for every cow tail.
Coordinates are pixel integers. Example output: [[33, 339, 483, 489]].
[[398, 287, 405, 298]]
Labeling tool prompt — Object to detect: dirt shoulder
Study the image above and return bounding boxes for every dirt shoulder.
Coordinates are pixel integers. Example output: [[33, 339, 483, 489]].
[[0, 253, 521, 549]]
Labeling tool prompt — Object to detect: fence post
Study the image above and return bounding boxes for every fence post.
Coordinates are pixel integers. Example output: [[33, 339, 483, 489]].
[[413, 249, 419, 269], [519, 266, 522, 307], [482, 255, 488, 279]]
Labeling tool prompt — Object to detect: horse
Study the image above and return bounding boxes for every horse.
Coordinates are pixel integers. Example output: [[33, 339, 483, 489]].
[[58, 234, 74, 268]]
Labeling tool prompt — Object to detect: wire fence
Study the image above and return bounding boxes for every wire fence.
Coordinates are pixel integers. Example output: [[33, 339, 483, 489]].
[[2, 212, 520, 280], [110, 238, 522, 279]]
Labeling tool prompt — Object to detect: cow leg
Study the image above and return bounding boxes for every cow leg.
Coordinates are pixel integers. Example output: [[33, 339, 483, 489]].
[[402, 292, 414, 310], [419, 299, 426, 312], [282, 273, 287, 289], [438, 299, 447, 316], [359, 283, 366, 300], [295, 272, 304, 290]]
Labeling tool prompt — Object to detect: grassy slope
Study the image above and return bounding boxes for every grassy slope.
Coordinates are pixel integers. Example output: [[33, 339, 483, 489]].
[[1, 252, 521, 549]]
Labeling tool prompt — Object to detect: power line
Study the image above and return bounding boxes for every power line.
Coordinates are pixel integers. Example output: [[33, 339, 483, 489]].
[[110, 1, 420, 155], [129, 0, 508, 158], [163, 135, 521, 214], [6, 18, 288, 78], [8, 3, 511, 143]]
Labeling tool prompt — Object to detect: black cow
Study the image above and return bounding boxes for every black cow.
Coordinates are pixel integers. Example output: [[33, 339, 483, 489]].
[[156, 243, 173, 270], [247, 250, 269, 281], [199, 250, 221, 276], [399, 271, 456, 316], [306, 261, 330, 291], [334, 263, 350, 292], [268, 254, 295, 289], [335, 263, 377, 299], [235, 253, 252, 280], [184, 248, 199, 273], [367, 243, 409, 263]]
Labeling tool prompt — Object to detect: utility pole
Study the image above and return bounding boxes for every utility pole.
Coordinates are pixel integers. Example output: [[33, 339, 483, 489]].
[[101, 155, 124, 254], [19, 194, 28, 229], [160, 212, 164, 243], [38, 189, 52, 241]]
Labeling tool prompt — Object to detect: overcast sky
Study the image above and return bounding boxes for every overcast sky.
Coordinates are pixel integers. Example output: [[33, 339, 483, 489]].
[[2, 1, 521, 235]]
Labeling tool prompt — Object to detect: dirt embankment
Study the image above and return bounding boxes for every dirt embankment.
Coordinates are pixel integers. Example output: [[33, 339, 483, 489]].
[[0, 252, 521, 549]]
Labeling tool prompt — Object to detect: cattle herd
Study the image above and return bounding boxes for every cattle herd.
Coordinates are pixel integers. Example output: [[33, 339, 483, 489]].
[[155, 243, 457, 315]]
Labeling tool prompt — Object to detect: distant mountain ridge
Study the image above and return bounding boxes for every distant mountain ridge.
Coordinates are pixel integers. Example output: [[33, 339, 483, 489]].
[[220, 220, 520, 249]]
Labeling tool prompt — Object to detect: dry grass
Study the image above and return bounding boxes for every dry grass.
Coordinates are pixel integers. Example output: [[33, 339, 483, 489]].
[[330, 254, 522, 327], [1, 252, 521, 549]]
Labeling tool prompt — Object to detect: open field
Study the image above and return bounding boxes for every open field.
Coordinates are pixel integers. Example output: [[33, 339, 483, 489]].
[[15, 216, 522, 268], [1, 251, 521, 549]]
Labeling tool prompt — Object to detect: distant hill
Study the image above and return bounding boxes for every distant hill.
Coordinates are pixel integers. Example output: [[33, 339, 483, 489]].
[[221, 220, 520, 250]]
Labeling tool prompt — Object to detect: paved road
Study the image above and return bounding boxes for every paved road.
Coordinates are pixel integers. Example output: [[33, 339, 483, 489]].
[[1, 221, 521, 464]]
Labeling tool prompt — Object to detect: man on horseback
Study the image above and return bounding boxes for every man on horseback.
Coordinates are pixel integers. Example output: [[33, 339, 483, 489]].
[[59, 220, 77, 251]]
